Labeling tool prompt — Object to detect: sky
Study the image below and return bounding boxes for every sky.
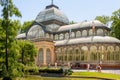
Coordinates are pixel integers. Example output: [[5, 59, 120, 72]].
[[0, 0, 120, 24]]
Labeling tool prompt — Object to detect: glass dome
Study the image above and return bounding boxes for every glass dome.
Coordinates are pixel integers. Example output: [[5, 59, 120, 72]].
[[35, 5, 69, 25], [27, 25, 45, 40]]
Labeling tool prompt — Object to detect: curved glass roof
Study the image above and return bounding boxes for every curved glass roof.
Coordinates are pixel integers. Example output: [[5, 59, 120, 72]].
[[58, 20, 107, 32], [55, 36, 120, 46], [35, 6, 69, 24], [27, 25, 45, 40], [16, 33, 26, 39]]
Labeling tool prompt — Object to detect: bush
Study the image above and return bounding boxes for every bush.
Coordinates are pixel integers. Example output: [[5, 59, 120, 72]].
[[0, 69, 2, 77], [24, 66, 39, 75], [63, 69, 73, 75], [3, 77, 12, 80], [39, 68, 63, 74]]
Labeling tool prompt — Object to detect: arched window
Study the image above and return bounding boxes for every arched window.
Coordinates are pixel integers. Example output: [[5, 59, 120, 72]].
[[89, 29, 93, 36], [27, 25, 44, 39], [55, 34, 58, 40], [90, 46, 97, 61], [68, 48, 73, 61], [107, 52, 110, 60], [56, 48, 61, 61], [115, 46, 120, 61], [107, 46, 114, 52], [81, 46, 88, 61], [90, 46, 97, 52], [64, 48, 67, 61], [114, 52, 119, 60], [46, 49, 51, 63], [97, 29, 103, 36], [97, 52, 100, 61], [75, 48, 79, 61], [38, 48, 43, 63], [107, 46, 115, 60], [82, 30, 87, 37], [46, 33, 49, 38], [104, 30, 108, 36], [76, 31, 81, 37], [65, 33, 69, 39], [59, 33, 64, 40], [115, 46, 119, 51], [81, 46, 88, 51], [51, 34, 53, 39], [81, 50, 84, 61], [70, 32, 75, 38], [91, 52, 94, 60]]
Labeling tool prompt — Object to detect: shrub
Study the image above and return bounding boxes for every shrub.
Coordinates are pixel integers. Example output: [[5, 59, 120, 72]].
[[3, 77, 12, 80], [24, 66, 39, 75], [39, 68, 63, 74], [63, 69, 73, 75]]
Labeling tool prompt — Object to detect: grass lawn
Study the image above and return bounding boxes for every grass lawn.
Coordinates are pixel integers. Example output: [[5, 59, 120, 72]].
[[71, 72, 120, 80], [0, 76, 100, 80], [0, 72, 120, 80]]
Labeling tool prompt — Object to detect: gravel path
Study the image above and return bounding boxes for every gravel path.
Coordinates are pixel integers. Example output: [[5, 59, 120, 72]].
[[72, 69, 120, 75]]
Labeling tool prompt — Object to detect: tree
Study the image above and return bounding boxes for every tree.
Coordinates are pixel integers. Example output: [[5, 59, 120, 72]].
[[21, 20, 34, 33], [17, 40, 37, 66], [69, 21, 76, 24], [0, 19, 24, 77], [95, 15, 110, 25], [0, 0, 22, 78], [0, 19, 37, 77], [0, 20, 37, 77], [0, 19, 5, 72], [111, 9, 120, 40]]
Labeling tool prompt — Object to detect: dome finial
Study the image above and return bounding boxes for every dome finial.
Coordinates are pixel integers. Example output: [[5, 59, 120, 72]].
[[51, 0, 53, 5], [46, 0, 59, 9]]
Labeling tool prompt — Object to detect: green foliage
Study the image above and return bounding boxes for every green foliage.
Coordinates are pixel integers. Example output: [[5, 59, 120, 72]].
[[0, 19, 23, 77], [111, 8, 120, 40], [21, 21, 33, 33], [0, 0, 23, 78], [69, 21, 76, 24], [23, 66, 39, 75], [95, 15, 110, 24], [38, 68, 63, 74], [17, 40, 37, 66], [0, 19, 5, 65], [0, 41, 24, 77], [23, 67, 63, 75], [0, 64, 9, 77], [94, 9, 120, 40], [63, 69, 73, 75], [8, 61, 24, 77], [71, 72, 120, 80], [0, 0, 22, 19], [2, 77, 12, 80]]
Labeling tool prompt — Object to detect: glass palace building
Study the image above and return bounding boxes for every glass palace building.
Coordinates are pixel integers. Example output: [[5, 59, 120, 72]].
[[17, 4, 120, 69]]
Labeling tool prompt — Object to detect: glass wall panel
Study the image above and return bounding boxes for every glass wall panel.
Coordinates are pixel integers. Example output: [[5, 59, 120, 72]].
[[59, 33, 64, 40], [76, 31, 81, 37], [70, 32, 75, 38], [27, 25, 44, 39], [55, 34, 58, 40], [82, 30, 87, 37], [65, 33, 69, 39], [46, 48, 51, 63], [97, 29, 103, 36], [46, 33, 49, 38], [89, 29, 93, 36], [38, 48, 43, 63]]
